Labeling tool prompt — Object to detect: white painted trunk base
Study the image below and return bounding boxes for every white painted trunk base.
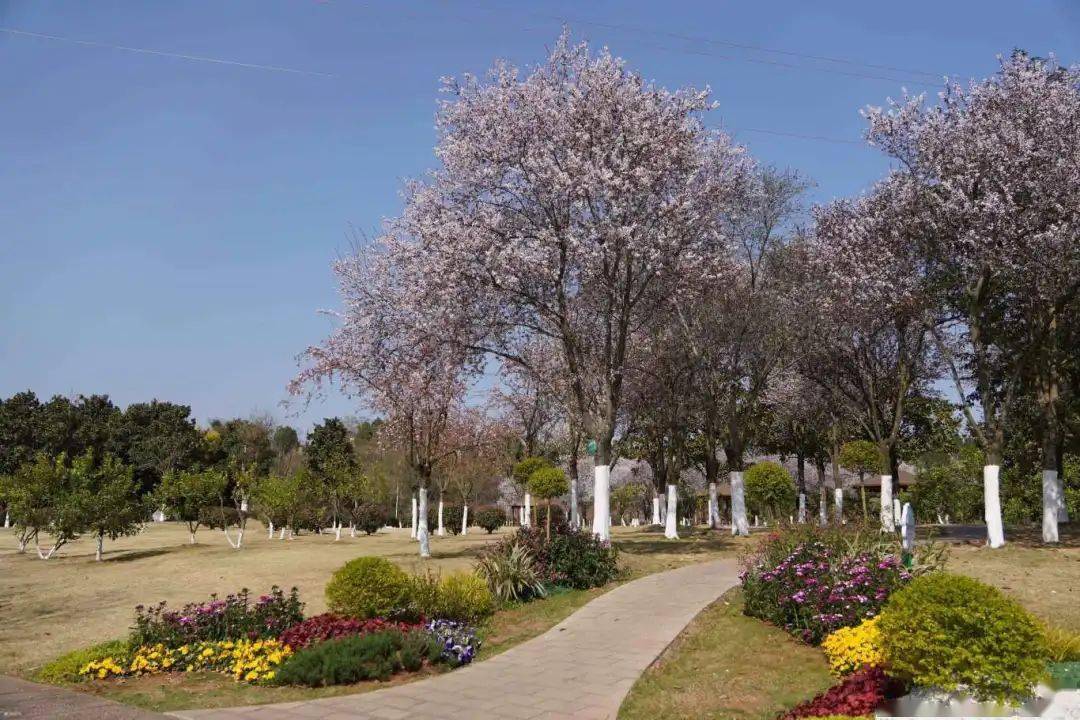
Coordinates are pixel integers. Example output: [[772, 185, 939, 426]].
[[417, 488, 430, 558], [569, 477, 580, 529], [834, 488, 844, 522], [984, 464, 1006, 548], [591, 464, 611, 541], [410, 497, 418, 539], [708, 483, 720, 529], [798, 493, 807, 523], [900, 503, 915, 553], [523, 494, 532, 528], [437, 499, 445, 537], [880, 475, 894, 532], [461, 505, 468, 536], [664, 484, 679, 539], [95, 535, 104, 561], [730, 471, 749, 536], [268, 521, 274, 540], [893, 498, 902, 528], [1043, 469, 1061, 544], [652, 495, 661, 526]]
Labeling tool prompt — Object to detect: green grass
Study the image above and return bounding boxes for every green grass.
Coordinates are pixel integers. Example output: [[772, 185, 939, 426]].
[[618, 588, 835, 720]]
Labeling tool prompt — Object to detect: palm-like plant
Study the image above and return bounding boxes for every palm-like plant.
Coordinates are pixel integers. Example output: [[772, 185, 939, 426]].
[[474, 542, 547, 603]]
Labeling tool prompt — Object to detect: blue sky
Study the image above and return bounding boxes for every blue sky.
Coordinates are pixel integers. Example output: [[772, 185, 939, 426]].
[[2, 1, 1079, 434]]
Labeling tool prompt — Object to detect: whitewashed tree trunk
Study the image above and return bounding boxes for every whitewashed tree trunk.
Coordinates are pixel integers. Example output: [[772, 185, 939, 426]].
[[189, 529, 197, 544], [730, 471, 749, 536], [523, 493, 532, 528], [268, 520, 274, 540], [417, 487, 431, 558], [880, 475, 894, 532], [1057, 474, 1070, 522], [461, 504, 468, 536], [819, 492, 828, 526], [900, 503, 915, 553], [1043, 469, 1061, 544], [591, 464, 611, 541], [708, 483, 720, 529], [350, 522, 356, 538], [569, 477, 580, 529], [279, 527, 286, 539], [984, 464, 1006, 548], [658, 491, 667, 524], [437, 497, 445, 537], [334, 521, 342, 542], [410, 496, 418, 539], [652, 494, 661, 526], [224, 525, 244, 549], [95, 534, 104, 561], [4, 511, 10, 528], [36, 542, 61, 560], [664, 484, 679, 539], [893, 498, 902, 528], [798, 493, 807, 523], [834, 488, 844, 522]]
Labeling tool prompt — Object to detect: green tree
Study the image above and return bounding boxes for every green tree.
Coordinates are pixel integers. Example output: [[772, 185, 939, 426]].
[[113, 401, 203, 493], [611, 483, 647, 524], [5, 453, 86, 559], [156, 468, 228, 544], [307, 419, 356, 539], [744, 461, 796, 523], [527, 465, 569, 539], [76, 452, 145, 561], [839, 440, 882, 521]]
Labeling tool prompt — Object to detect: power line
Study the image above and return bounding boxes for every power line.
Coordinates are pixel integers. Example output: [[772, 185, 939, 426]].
[[0, 27, 336, 78], [437, 0, 945, 88], [732, 127, 865, 146]]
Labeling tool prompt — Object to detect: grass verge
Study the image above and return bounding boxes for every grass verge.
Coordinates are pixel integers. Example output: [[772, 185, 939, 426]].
[[618, 588, 834, 720]]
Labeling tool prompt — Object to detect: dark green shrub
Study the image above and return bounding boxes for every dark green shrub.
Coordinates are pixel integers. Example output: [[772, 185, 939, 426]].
[[400, 630, 442, 672], [475, 507, 505, 534], [352, 503, 386, 535], [546, 529, 619, 589], [426, 502, 463, 535], [198, 505, 241, 530], [325, 557, 414, 620], [879, 573, 1048, 703], [275, 632, 402, 686]]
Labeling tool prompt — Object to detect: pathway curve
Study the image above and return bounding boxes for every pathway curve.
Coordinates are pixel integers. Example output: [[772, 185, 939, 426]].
[[0, 674, 167, 719], [170, 558, 740, 720]]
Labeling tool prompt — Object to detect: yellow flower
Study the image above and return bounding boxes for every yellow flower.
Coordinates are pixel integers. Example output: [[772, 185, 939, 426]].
[[821, 616, 884, 676]]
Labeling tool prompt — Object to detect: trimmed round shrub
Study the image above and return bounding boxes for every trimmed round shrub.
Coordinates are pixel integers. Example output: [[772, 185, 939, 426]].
[[353, 503, 387, 535], [475, 507, 506, 534], [435, 572, 495, 623], [512, 456, 554, 487], [325, 557, 413, 620], [744, 461, 797, 521], [878, 573, 1048, 703]]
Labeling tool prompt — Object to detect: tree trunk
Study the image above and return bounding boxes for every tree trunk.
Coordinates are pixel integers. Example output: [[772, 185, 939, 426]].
[[522, 493, 532, 528], [1042, 432, 1061, 544], [545, 498, 552, 541], [859, 479, 868, 521], [417, 487, 431, 558], [797, 493, 807, 524], [664, 484, 679, 539], [279, 526, 286, 539], [708, 482, 720, 529], [591, 433, 613, 541], [983, 463, 1006, 548], [334, 521, 341, 542], [410, 496, 418, 539], [834, 488, 844, 523], [95, 533, 104, 561], [880, 475, 894, 532], [730, 471, 749, 536], [268, 520, 274, 540], [461, 504, 468, 536], [796, 451, 806, 522], [3, 511, 8, 528], [437, 495, 445, 537]]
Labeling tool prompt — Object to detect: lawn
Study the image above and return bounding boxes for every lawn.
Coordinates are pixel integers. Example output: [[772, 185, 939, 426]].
[[0, 521, 751, 712]]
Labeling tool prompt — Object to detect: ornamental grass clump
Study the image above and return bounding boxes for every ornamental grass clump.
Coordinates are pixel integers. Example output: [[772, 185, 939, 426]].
[[131, 586, 303, 647], [878, 573, 1049, 703], [273, 630, 441, 687]]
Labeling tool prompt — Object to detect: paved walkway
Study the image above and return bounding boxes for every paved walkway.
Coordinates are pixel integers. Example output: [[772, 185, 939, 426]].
[[0, 674, 166, 719], [170, 558, 741, 720]]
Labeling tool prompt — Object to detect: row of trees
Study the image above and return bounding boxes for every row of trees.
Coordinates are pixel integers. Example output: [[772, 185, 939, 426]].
[[294, 34, 1078, 554]]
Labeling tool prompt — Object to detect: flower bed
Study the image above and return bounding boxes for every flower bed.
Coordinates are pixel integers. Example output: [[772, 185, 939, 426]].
[[132, 586, 303, 646], [279, 614, 425, 650], [740, 526, 918, 644], [81, 639, 292, 683], [426, 619, 480, 665]]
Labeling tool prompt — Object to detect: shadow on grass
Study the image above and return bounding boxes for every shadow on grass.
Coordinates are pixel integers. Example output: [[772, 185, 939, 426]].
[[920, 523, 1080, 548], [103, 548, 175, 563]]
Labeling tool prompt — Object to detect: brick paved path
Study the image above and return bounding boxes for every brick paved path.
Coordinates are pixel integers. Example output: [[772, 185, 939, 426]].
[[170, 558, 740, 720], [0, 674, 166, 720]]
